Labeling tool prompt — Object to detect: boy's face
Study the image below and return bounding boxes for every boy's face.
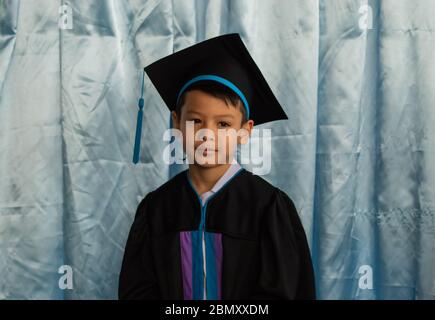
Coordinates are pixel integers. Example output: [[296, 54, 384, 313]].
[[171, 90, 254, 168]]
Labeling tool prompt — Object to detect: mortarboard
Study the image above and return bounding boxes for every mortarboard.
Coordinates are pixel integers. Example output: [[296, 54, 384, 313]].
[[133, 33, 288, 163]]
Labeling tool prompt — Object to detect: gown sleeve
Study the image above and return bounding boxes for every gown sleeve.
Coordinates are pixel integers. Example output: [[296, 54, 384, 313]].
[[118, 192, 160, 299], [250, 188, 316, 300]]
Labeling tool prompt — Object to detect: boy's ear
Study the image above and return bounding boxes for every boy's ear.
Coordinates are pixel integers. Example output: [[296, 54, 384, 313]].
[[238, 119, 254, 145], [171, 111, 180, 129]]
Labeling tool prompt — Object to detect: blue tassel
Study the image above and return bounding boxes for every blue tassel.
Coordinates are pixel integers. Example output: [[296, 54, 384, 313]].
[[133, 70, 145, 164]]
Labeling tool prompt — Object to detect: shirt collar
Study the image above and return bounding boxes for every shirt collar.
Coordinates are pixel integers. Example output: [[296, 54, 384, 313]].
[[209, 161, 242, 194]]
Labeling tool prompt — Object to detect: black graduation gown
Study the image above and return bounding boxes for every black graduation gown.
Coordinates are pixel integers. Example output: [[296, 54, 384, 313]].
[[118, 168, 316, 300]]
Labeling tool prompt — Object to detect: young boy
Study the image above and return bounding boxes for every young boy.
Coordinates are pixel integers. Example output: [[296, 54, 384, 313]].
[[119, 33, 315, 300]]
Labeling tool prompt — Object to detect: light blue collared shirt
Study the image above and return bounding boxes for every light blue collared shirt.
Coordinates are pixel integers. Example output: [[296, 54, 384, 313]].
[[198, 162, 242, 205]]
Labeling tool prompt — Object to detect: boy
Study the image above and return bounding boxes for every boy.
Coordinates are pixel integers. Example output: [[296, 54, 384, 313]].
[[119, 33, 315, 300]]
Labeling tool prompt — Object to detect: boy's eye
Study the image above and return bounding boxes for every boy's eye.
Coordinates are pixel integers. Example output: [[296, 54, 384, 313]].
[[218, 121, 231, 128], [189, 118, 202, 124]]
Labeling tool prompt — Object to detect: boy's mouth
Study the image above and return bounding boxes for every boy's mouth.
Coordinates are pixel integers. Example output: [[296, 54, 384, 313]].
[[202, 147, 218, 156]]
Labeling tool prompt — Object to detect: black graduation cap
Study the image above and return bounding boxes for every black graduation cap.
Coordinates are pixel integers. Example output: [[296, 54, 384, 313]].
[[132, 33, 288, 163]]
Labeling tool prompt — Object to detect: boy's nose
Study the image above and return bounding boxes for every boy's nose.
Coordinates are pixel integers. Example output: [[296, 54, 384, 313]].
[[202, 134, 214, 141]]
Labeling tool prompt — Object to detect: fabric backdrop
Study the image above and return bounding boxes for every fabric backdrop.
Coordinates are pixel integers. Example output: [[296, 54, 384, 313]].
[[0, 0, 434, 299]]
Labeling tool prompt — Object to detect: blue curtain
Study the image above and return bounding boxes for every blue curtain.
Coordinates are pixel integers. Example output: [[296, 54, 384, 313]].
[[0, 0, 434, 299]]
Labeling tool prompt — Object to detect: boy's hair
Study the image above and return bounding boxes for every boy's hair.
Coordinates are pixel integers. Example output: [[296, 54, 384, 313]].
[[175, 80, 247, 124]]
